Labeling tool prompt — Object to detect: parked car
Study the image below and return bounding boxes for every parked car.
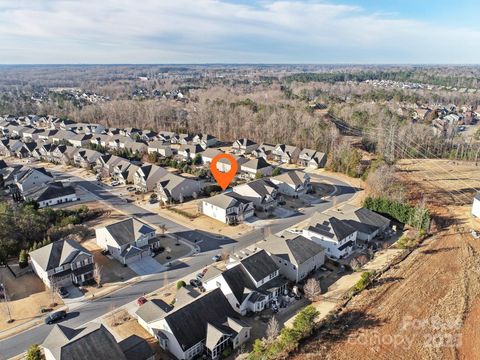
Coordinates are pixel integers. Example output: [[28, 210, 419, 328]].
[[136, 296, 147, 306], [57, 286, 69, 298], [127, 186, 135, 191], [111, 181, 120, 186], [189, 279, 202, 288], [45, 310, 67, 324], [212, 254, 221, 262]]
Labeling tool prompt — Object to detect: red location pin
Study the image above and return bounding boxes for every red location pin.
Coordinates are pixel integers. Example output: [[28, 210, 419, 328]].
[[210, 153, 238, 190]]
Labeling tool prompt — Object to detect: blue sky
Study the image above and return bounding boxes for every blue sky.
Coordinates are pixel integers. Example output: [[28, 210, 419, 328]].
[[0, 0, 479, 64]]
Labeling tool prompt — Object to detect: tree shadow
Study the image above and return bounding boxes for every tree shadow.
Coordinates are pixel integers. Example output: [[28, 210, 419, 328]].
[[421, 247, 458, 255]]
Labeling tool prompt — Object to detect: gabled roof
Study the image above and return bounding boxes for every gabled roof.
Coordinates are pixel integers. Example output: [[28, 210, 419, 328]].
[[308, 212, 357, 241], [220, 264, 256, 304], [42, 323, 127, 360], [15, 167, 53, 184], [260, 234, 325, 266], [103, 218, 155, 246], [29, 238, 90, 271], [135, 299, 172, 323], [23, 181, 76, 202], [162, 288, 238, 351], [271, 170, 309, 187], [233, 138, 257, 147], [239, 249, 279, 282], [241, 157, 271, 171], [203, 193, 252, 210], [201, 148, 224, 159], [119, 335, 155, 360]]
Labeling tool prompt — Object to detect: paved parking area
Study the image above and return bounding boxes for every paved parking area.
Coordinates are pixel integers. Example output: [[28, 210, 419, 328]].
[[62, 285, 85, 304], [272, 207, 297, 218], [128, 257, 165, 275]]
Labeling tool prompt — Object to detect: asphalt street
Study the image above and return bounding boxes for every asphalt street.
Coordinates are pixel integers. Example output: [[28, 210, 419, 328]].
[[0, 171, 358, 359]]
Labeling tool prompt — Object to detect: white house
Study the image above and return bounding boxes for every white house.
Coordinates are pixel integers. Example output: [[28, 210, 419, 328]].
[[473, 193, 480, 217], [259, 233, 325, 283], [14, 167, 54, 193], [231, 179, 278, 212], [232, 138, 257, 155], [302, 212, 358, 259], [29, 238, 94, 288], [270, 170, 311, 197], [201, 193, 254, 225], [23, 182, 78, 208], [203, 250, 287, 315], [95, 218, 161, 265], [135, 288, 250, 360], [239, 158, 273, 179]]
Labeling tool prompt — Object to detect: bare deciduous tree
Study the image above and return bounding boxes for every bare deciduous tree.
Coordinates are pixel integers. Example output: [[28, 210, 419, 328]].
[[93, 263, 103, 288], [265, 316, 279, 344], [304, 277, 321, 302]]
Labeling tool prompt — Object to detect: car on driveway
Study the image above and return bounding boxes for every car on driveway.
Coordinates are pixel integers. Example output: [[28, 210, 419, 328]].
[[136, 296, 148, 306], [212, 254, 222, 262], [57, 286, 69, 298], [189, 279, 202, 288], [45, 310, 67, 324]]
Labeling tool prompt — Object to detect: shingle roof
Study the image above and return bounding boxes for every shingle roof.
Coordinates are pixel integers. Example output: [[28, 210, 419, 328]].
[[240, 250, 279, 282], [308, 212, 357, 241], [261, 234, 325, 266], [203, 193, 252, 210], [163, 288, 238, 351], [271, 170, 308, 187], [135, 299, 172, 323], [241, 157, 271, 171], [29, 238, 90, 271], [104, 218, 156, 246], [119, 335, 155, 360], [23, 182, 75, 202], [42, 323, 127, 360]]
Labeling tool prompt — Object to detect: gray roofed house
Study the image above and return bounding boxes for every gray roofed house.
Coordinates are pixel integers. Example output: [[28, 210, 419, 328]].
[[204, 250, 287, 316], [134, 164, 169, 192], [232, 138, 258, 154], [231, 179, 278, 211], [272, 144, 301, 164], [270, 170, 311, 197], [252, 143, 275, 160], [298, 148, 327, 168], [136, 288, 250, 360], [119, 335, 155, 360], [240, 157, 274, 178], [136, 299, 173, 325], [323, 204, 391, 241], [95, 217, 161, 265], [22, 181, 78, 208], [260, 233, 325, 282], [42, 323, 128, 360], [302, 212, 358, 259], [29, 238, 94, 288], [156, 173, 202, 203], [178, 143, 204, 160], [14, 166, 53, 193], [201, 148, 224, 164], [201, 192, 254, 225]]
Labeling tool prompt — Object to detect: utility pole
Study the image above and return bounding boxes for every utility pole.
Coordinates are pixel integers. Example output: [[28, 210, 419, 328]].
[[1, 283, 13, 323]]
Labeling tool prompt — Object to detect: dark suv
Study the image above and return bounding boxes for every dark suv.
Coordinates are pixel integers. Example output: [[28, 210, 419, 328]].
[[45, 310, 67, 324]]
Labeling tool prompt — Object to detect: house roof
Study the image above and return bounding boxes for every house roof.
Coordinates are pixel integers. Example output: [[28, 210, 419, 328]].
[[260, 234, 325, 266], [135, 299, 172, 323], [119, 335, 155, 360], [271, 170, 309, 187], [29, 238, 91, 272], [206, 323, 231, 350], [323, 204, 390, 236], [220, 264, 256, 304], [23, 181, 76, 203], [240, 249, 279, 282], [203, 193, 252, 210], [201, 148, 224, 159], [232, 179, 277, 200], [234, 138, 257, 147], [474, 193, 480, 202], [308, 212, 357, 242], [0, 159, 7, 170], [42, 323, 127, 360], [241, 157, 271, 171], [104, 218, 156, 246], [162, 288, 238, 351]]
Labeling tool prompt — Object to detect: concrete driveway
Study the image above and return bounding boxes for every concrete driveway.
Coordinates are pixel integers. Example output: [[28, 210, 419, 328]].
[[128, 257, 165, 275]]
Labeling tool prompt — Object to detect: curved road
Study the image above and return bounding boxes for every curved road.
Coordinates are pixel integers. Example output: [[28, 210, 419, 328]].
[[0, 172, 359, 359]]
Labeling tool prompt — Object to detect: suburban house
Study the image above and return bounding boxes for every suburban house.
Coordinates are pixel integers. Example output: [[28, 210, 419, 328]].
[[52, 145, 78, 165], [178, 144, 204, 161], [231, 179, 278, 211], [135, 288, 250, 360], [155, 173, 202, 203], [272, 144, 301, 164], [73, 149, 103, 168], [70, 133, 93, 148], [204, 250, 287, 315], [252, 143, 275, 160], [23, 182, 78, 208], [29, 238, 94, 288], [240, 157, 274, 179], [473, 193, 480, 217], [193, 133, 218, 148], [201, 148, 224, 164], [14, 167, 53, 193], [259, 233, 325, 283], [216, 154, 248, 174], [147, 141, 173, 157], [15, 142, 38, 158], [270, 170, 311, 197], [323, 204, 391, 241], [95, 218, 161, 265], [134, 164, 168, 192], [124, 141, 148, 155], [232, 138, 258, 155], [201, 193, 254, 225], [113, 163, 140, 184], [298, 148, 327, 168], [158, 131, 176, 143], [42, 323, 154, 360], [50, 130, 76, 144], [302, 212, 358, 259]]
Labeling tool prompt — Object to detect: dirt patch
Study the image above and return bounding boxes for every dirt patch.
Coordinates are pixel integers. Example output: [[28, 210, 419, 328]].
[[0, 268, 63, 332], [291, 159, 480, 360]]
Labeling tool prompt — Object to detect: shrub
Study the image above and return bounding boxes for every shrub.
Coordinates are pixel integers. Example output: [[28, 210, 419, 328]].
[[354, 271, 375, 292], [19, 249, 28, 268], [25, 344, 42, 360], [176, 280, 186, 289]]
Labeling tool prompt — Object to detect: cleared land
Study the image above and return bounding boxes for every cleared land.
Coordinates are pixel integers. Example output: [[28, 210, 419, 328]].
[[292, 159, 480, 360]]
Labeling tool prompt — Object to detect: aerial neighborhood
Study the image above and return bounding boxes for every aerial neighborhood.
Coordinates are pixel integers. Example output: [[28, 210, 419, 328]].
[[0, 110, 477, 360]]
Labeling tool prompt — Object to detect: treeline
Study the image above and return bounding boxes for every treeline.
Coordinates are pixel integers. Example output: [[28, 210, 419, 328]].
[[0, 202, 102, 264], [363, 196, 431, 231]]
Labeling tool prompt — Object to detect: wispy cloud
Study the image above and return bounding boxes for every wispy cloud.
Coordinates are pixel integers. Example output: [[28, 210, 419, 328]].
[[0, 0, 479, 63]]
